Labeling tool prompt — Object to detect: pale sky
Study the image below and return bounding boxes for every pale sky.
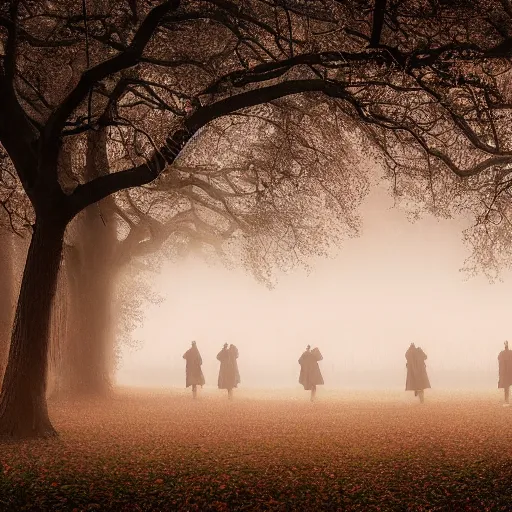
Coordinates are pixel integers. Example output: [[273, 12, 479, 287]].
[[116, 184, 512, 391]]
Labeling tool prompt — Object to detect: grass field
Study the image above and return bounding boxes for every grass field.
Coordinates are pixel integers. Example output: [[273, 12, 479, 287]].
[[1, 388, 511, 511]]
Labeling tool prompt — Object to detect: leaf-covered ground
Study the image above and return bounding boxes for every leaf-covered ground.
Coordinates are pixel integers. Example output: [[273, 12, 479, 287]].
[[1, 388, 511, 511]]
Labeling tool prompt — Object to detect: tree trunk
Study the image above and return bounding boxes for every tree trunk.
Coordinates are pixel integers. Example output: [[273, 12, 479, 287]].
[[46, 265, 69, 399], [0, 229, 14, 385], [59, 213, 117, 395], [61, 251, 115, 397], [57, 126, 118, 397], [0, 219, 65, 439]]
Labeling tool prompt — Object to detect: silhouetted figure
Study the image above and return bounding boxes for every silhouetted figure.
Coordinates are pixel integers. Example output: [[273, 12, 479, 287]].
[[498, 340, 512, 406], [183, 341, 205, 399], [217, 343, 239, 399], [299, 345, 324, 401], [405, 343, 431, 403]]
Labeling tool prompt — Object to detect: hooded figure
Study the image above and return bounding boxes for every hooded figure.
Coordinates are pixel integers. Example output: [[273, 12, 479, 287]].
[[217, 343, 239, 398], [183, 341, 205, 398], [299, 345, 324, 401], [405, 343, 431, 403], [498, 341, 512, 405]]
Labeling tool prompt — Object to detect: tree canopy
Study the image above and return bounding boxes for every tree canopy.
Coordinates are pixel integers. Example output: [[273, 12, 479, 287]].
[[2, 0, 512, 256]]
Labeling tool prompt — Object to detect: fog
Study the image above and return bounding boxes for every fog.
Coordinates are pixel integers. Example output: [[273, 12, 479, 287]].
[[117, 184, 512, 391]]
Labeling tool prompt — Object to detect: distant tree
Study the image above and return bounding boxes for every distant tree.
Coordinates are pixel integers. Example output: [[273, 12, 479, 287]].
[[54, 93, 366, 396]]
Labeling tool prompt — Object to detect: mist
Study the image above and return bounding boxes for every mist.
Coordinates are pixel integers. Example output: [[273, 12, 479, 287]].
[[117, 184, 510, 392]]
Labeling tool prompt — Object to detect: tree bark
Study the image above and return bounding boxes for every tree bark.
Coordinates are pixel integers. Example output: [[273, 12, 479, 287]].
[[46, 262, 69, 399], [0, 218, 65, 439], [62, 249, 115, 397], [58, 126, 118, 397], [0, 228, 14, 385]]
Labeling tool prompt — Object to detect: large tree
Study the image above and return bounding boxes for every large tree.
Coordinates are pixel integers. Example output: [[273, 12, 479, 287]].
[[1, 0, 512, 438], [57, 94, 366, 396]]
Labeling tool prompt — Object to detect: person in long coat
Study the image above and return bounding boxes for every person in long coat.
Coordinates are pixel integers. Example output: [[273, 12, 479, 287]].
[[405, 343, 431, 403], [217, 343, 239, 399], [498, 341, 512, 406], [183, 341, 205, 398], [299, 345, 324, 401]]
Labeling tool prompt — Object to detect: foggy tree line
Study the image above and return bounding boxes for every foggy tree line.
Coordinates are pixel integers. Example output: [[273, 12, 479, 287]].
[[2, 0, 512, 439]]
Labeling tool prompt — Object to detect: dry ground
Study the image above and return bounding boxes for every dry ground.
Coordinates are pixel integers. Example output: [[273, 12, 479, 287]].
[[1, 388, 511, 511]]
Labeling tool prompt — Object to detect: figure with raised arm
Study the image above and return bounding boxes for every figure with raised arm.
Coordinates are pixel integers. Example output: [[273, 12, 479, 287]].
[[405, 343, 431, 403], [299, 345, 324, 402], [498, 340, 512, 406], [217, 343, 239, 399], [183, 341, 205, 399]]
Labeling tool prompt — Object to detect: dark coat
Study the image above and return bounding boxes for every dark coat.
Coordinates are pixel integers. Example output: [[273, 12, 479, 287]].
[[498, 348, 512, 388], [405, 346, 431, 391], [299, 348, 324, 390], [183, 346, 205, 388], [217, 346, 240, 390]]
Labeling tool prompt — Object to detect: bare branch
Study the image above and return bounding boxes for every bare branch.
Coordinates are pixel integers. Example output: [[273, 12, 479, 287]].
[[44, 0, 181, 142]]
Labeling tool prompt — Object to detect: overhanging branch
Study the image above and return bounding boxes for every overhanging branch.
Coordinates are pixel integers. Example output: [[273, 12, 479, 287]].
[[69, 79, 334, 215], [44, 0, 181, 142]]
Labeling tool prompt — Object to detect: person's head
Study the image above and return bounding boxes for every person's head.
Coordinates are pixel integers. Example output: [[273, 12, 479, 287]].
[[410, 342, 416, 348], [191, 340, 196, 347], [223, 343, 228, 349], [505, 341, 509, 350], [306, 344, 311, 351]]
